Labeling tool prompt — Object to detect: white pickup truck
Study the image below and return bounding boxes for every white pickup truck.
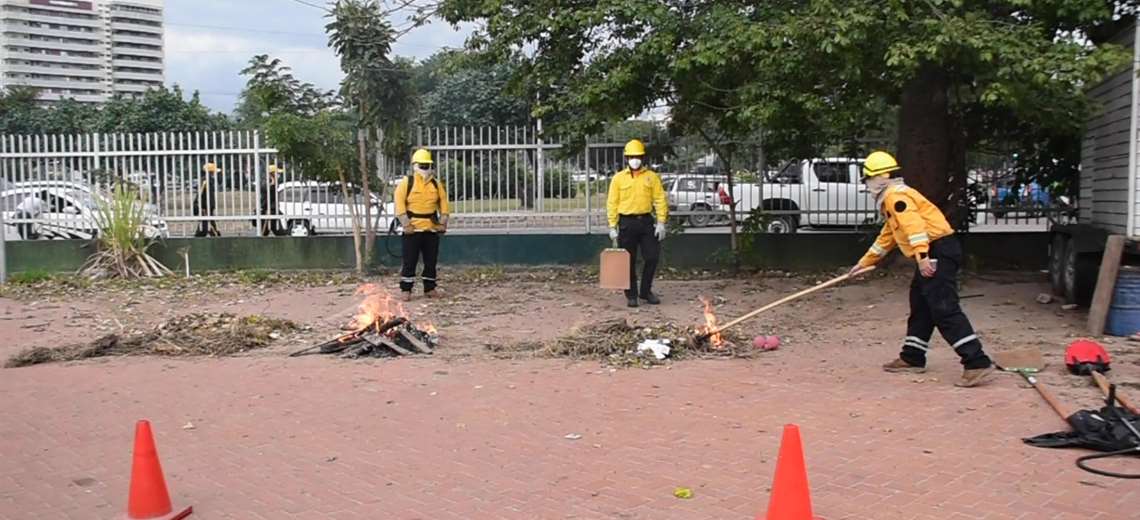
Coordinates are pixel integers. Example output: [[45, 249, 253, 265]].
[[732, 157, 876, 233]]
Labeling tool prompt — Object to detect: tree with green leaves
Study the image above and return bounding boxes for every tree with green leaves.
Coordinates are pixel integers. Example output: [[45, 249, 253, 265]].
[[264, 111, 365, 268], [98, 86, 231, 133], [0, 85, 230, 135], [236, 55, 337, 128], [412, 49, 531, 127], [327, 0, 416, 265], [437, 0, 1133, 229]]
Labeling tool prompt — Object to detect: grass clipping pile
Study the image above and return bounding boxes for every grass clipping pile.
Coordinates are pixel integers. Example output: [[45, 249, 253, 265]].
[[6, 313, 296, 368], [499, 318, 752, 367]]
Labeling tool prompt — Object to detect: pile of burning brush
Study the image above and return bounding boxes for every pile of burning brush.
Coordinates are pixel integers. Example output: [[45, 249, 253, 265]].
[[526, 297, 749, 363], [290, 284, 438, 359]]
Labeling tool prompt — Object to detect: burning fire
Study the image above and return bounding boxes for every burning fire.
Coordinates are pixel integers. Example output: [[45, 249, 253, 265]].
[[347, 283, 407, 334], [698, 296, 724, 348]]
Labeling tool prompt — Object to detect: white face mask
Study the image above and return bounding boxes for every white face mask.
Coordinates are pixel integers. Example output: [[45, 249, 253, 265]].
[[415, 164, 434, 178], [628, 158, 643, 170], [865, 176, 891, 198]]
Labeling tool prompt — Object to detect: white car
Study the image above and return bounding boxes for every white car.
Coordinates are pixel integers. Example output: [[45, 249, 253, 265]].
[[1, 182, 169, 240], [275, 181, 396, 236], [662, 175, 731, 227], [733, 158, 876, 233]]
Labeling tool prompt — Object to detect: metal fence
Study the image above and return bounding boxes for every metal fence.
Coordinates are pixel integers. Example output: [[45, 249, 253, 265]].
[[0, 128, 1068, 241]]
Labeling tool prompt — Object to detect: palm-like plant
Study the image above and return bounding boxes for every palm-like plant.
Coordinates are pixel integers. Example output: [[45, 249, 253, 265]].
[[79, 184, 171, 278]]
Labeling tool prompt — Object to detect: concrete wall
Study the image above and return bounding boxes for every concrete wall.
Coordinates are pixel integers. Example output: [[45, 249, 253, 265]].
[[3, 232, 1049, 274]]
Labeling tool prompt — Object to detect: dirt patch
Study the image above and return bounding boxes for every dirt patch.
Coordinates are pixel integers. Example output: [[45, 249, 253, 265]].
[[492, 318, 754, 367], [6, 313, 297, 368]]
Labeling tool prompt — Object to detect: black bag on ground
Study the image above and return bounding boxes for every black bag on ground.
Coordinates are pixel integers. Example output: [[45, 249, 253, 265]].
[[1024, 406, 1140, 452]]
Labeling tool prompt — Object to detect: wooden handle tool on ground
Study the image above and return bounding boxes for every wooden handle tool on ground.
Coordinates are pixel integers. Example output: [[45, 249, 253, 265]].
[[1092, 371, 1140, 415], [696, 266, 875, 340], [1020, 373, 1074, 421]]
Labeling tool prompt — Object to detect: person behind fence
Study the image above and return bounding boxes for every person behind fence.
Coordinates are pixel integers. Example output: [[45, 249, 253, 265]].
[[255, 164, 287, 237], [607, 139, 668, 308], [394, 148, 450, 301], [848, 150, 995, 388], [14, 190, 50, 240], [194, 162, 221, 237]]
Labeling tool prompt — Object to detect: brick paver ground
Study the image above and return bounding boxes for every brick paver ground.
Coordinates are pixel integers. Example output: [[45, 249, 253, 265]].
[[2, 271, 1138, 519], [2, 352, 1136, 519]]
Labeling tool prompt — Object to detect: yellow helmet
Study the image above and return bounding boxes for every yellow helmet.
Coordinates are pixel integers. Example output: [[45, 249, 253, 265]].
[[862, 151, 900, 177], [267, 164, 281, 174], [624, 139, 646, 157], [411, 148, 433, 165], [203, 162, 217, 173]]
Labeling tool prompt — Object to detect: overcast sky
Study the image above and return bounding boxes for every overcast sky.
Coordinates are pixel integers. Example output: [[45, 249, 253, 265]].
[[164, 0, 472, 113]]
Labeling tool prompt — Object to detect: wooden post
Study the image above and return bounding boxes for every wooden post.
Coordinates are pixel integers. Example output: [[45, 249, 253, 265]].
[[1088, 235, 1126, 336]]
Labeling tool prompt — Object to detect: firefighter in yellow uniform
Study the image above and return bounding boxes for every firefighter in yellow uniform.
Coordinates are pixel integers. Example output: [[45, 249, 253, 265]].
[[607, 139, 668, 308], [394, 148, 450, 301], [851, 151, 994, 387]]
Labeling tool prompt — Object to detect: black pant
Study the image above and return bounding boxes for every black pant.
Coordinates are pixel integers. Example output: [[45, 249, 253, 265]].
[[259, 216, 286, 236], [618, 214, 660, 298], [400, 231, 440, 293], [195, 219, 219, 237], [899, 236, 991, 369]]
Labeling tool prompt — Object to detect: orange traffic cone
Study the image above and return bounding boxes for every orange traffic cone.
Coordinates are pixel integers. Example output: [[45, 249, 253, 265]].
[[759, 424, 819, 520], [125, 420, 193, 520]]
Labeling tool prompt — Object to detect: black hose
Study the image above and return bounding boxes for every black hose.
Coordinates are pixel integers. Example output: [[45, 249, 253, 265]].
[[385, 219, 402, 259], [1075, 449, 1140, 479]]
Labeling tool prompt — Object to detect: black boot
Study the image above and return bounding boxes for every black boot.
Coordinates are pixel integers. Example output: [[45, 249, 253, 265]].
[[627, 296, 639, 307], [640, 292, 661, 305]]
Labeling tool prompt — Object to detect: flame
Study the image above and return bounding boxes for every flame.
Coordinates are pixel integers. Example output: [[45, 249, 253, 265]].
[[698, 296, 724, 348], [347, 283, 407, 333], [422, 322, 438, 336]]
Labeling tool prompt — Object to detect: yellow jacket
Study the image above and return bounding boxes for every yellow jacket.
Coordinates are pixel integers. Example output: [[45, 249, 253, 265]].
[[857, 183, 954, 267], [394, 173, 450, 232], [606, 168, 668, 228]]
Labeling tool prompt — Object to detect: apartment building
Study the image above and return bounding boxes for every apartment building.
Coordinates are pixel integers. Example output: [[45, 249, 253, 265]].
[[0, 0, 164, 103]]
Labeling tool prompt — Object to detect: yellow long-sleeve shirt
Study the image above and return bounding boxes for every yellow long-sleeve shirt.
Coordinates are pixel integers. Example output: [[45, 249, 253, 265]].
[[606, 168, 668, 228], [394, 173, 450, 232], [857, 183, 954, 267]]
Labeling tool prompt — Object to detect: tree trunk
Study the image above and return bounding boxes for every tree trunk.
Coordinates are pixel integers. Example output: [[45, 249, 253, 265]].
[[359, 124, 376, 264], [897, 64, 968, 227], [338, 168, 364, 274]]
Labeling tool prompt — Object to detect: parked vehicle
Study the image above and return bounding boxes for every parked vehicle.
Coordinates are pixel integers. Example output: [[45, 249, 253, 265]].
[[275, 181, 396, 236], [663, 174, 731, 227], [732, 158, 875, 233], [1, 182, 169, 240]]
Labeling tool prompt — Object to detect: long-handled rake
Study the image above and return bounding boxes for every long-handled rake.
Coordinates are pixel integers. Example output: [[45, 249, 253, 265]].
[[694, 266, 875, 342], [993, 347, 1073, 424]]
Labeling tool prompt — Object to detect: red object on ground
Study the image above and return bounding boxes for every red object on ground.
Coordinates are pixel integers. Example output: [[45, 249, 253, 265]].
[[752, 335, 781, 351], [759, 424, 818, 520], [1064, 339, 1111, 375], [126, 420, 193, 519]]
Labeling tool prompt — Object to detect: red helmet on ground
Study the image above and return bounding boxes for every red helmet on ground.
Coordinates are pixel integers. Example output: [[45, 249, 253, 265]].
[[1064, 339, 1110, 375]]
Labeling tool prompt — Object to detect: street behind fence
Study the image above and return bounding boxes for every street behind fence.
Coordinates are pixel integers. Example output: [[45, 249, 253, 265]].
[[0, 129, 1068, 241]]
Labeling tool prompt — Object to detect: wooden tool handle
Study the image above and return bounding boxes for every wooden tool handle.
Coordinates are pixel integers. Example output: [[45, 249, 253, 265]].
[[705, 266, 875, 337], [1025, 374, 1073, 422], [1092, 371, 1140, 415]]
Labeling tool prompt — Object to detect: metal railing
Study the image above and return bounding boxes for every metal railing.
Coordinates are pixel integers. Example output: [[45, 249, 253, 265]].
[[0, 128, 1066, 241]]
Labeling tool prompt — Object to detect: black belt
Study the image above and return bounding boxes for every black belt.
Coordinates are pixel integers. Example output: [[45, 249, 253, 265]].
[[407, 211, 439, 222], [619, 213, 652, 218]]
